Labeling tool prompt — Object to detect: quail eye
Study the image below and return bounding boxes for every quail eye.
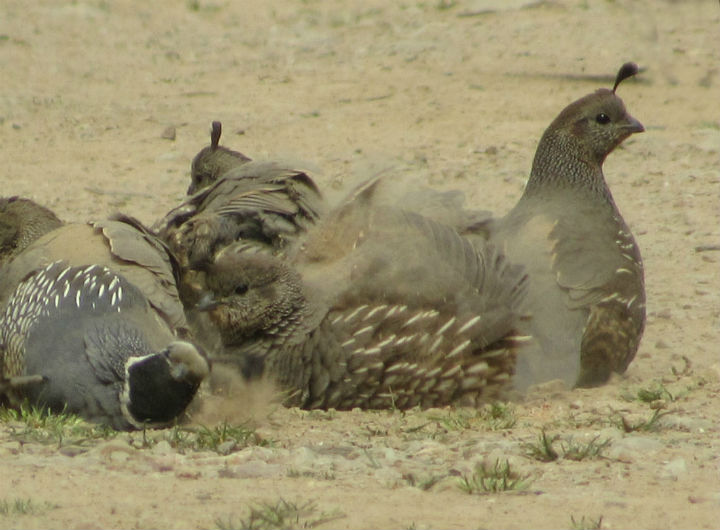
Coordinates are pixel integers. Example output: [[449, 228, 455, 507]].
[[595, 113, 611, 124], [234, 284, 248, 295]]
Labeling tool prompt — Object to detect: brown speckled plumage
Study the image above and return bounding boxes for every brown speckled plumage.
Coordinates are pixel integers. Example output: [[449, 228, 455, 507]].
[[155, 122, 324, 308], [0, 196, 63, 269], [485, 62, 646, 390], [197, 181, 529, 409]]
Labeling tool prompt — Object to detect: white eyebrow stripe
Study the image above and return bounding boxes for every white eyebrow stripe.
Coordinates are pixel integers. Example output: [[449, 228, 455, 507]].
[[457, 315, 482, 334]]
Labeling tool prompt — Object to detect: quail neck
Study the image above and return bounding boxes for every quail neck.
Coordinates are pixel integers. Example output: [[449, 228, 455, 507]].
[[520, 89, 644, 204]]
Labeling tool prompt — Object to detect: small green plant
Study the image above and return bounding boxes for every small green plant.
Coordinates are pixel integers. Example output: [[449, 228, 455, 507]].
[[305, 409, 337, 421], [458, 459, 531, 494], [636, 385, 673, 403], [570, 514, 604, 529], [479, 402, 517, 430], [186, 0, 222, 13], [0, 498, 57, 516], [523, 430, 560, 462], [0, 404, 116, 447], [426, 402, 516, 432], [428, 408, 476, 431], [194, 423, 262, 450], [436, 0, 457, 10], [612, 408, 669, 433], [562, 436, 611, 461], [524, 430, 611, 462], [623, 382, 675, 404], [215, 498, 344, 530], [155, 421, 268, 454]]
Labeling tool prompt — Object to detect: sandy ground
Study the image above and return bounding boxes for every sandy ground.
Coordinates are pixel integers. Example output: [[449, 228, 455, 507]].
[[0, 0, 718, 528]]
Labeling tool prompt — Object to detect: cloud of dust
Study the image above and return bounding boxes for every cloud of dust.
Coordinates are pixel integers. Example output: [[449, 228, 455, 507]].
[[184, 364, 285, 426]]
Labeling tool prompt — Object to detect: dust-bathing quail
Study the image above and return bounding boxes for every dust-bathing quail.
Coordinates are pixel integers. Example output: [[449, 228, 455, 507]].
[[156, 161, 323, 270], [0, 196, 63, 268], [0, 214, 209, 430], [484, 62, 646, 390], [157, 121, 323, 265], [195, 179, 529, 410], [154, 121, 324, 310]]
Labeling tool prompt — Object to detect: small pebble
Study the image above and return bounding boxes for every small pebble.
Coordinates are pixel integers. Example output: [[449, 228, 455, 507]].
[[152, 440, 173, 455], [161, 126, 176, 140]]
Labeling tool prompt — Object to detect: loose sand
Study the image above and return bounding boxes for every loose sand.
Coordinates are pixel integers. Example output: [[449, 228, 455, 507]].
[[0, 1, 718, 528]]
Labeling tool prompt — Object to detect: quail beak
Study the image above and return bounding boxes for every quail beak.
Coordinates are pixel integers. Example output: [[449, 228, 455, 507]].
[[196, 293, 220, 312], [622, 114, 645, 134]]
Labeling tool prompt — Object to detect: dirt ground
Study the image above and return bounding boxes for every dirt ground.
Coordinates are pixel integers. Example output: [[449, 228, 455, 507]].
[[1, 0, 718, 528]]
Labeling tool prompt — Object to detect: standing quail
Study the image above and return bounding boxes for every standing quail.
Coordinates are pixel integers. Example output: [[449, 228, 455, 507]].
[[0, 214, 209, 429], [0, 196, 63, 268], [484, 62, 646, 390], [195, 179, 529, 410]]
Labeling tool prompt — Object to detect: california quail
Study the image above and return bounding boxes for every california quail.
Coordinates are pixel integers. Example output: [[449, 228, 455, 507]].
[[0, 196, 63, 268], [0, 261, 209, 430], [155, 122, 324, 310], [189, 121, 252, 195], [0, 214, 209, 429], [195, 180, 529, 410], [483, 62, 646, 390], [0, 214, 188, 334], [156, 161, 324, 270]]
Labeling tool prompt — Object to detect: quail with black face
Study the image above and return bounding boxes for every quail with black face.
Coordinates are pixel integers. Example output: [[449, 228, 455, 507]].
[[0, 213, 208, 430]]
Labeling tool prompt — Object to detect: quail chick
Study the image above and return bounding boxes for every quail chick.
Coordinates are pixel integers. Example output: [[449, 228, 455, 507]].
[[196, 179, 529, 410], [0, 196, 63, 268], [0, 261, 208, 430], [483, 62, 646, 390]]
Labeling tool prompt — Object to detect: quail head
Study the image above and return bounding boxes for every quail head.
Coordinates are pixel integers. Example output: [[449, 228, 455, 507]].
[[189, 121, 252, 194]]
